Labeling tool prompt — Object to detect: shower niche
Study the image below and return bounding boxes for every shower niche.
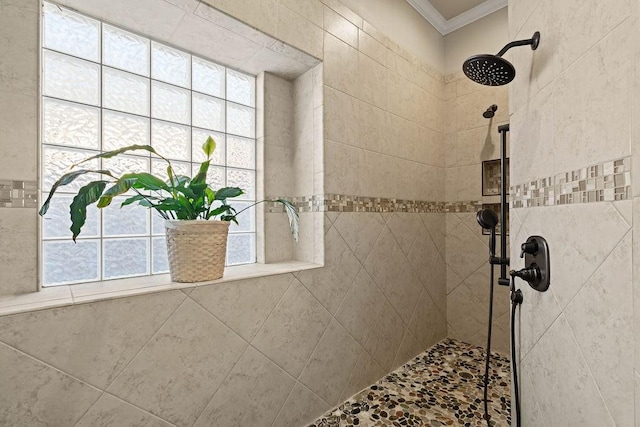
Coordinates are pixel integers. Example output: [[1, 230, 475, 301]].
[[482, 158, 510, 196]]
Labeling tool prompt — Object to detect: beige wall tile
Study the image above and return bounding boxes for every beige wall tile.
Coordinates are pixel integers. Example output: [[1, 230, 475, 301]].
[[364, 300, 405, 371], [0, 1, 39, 96], [358, 29, 387, 65], [0, 343, 101, 426], [323, 6, 358, 48], [194, 346, 295, 426], [273, 382, 330, 426], [0, 209, 37, 295], [76, 394, 173, 427], [408, 290, 447, 348], [357, 52, 387, 108], [333, 212, 385, 263], [277, 0, 323, 28], [277, 4, 323, 59], [324, 86, 359, 146], [323, 32, 358, 96], [339, 349, 385, 402], [210, 0, 278, 37]]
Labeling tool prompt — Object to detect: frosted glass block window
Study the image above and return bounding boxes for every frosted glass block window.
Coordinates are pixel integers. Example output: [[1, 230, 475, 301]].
[[41, 2, 257, 286]]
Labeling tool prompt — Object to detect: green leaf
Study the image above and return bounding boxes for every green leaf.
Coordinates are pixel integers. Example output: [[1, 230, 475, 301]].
[[120, 194, 150, 207], [276, 199, 299, 242], [70, 145, 161, 168], [214, 187, 244, 201], [206, 204, 233, 219], [70, 181, 108, 241], [191, 160, 210, 187], [202, 136, 216, 159], [39, 169, 116, 216], [97, 176, 138, 208], [126, 173, 169, 192]]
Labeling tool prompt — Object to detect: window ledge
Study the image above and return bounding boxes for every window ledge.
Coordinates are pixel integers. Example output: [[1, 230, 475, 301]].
[[0, 261, 322, 317]]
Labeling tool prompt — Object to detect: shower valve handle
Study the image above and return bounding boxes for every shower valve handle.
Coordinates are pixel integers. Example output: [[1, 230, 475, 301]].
[[520, 241, 538, 258]]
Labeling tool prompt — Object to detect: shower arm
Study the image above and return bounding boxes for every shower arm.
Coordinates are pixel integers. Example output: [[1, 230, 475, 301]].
[[495, 32, 541, 57]]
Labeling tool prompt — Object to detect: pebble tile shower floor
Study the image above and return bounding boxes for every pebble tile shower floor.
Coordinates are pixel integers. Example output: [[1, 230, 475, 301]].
[[310, 339, 511, 427]]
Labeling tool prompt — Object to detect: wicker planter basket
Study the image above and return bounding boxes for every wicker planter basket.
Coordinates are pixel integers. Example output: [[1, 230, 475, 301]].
[[165, 220, 230, 282]]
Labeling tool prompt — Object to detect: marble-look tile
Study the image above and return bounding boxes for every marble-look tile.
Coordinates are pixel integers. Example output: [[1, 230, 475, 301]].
[[276, 3, 323, 59], [323, 32, 358, 96], [0, 2, 37, 96], [0, 91, 37, 181], [276, 0, 323, 27], [358, 29, 387, 65], [169, 13, 264, 69], [0, 291, 185, 389], [195, 346, 295, 427], [338, 349, 386, 403], [323, 6, 357, 48], [323, 87, 359, 146], [523, 315, 615, 426], [355, 100, 387, 153], [357, 52, 387, 108], [465, 262, 511, 322], [0, 342, 101, 426], [466, 321, 510, 356], [564, 232, 633, 427], [76, 394, 172, 427], [363, 227, 405, 296], [417, 125, 445, 167], [273, 382, 330, 427], [385, 258, 423, 325], [335, 268, 386, 346], [321, 0, 363, 29], [242, 47, 309, 80], [252, 278, 331, 377], [189, 274, 293, 342], [108, 298, 247, 427], [300, 319, 362, 405], [296, 227, 360, 314], [408, 224, 446, 311], [408, 290, 447, 349], [612, 199, 632, 227], [422, 213, 446, 257], [553, 21, 631, 175], [508, 0, 542, 38], [324, 140, 362, 197], [210, 0, 278, 37], [519, 361, 549, 427], [392, 328, 424, 370], [0, 208, 37, 294], [364, 301, 405, 371], [522, 203, 629, 309], [636, 371, 640, 427], [446, 164, 482, 202], [446, 264, 464, 294]]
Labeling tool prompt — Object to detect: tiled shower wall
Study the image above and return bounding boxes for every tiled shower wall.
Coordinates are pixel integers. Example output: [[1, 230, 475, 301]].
[[509, 0, 638, 425], [0, 0, 448, 425], [443, 72, 511, 354]]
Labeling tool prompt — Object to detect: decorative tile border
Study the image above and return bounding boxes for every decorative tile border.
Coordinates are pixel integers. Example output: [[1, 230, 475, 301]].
[[266, 195, 484, 214], [0, 180, 38, 208], [510, 157, 631, 208]]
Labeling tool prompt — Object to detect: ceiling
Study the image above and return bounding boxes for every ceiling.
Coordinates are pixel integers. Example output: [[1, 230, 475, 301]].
[[407, 0, 507, 35]]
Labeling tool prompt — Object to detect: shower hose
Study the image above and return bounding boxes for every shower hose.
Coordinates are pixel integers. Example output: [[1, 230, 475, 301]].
[[483, 269, 522, 427]]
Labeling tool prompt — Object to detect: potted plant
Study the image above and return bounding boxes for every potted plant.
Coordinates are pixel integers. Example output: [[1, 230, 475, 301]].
[[39, 136, 298, 283]]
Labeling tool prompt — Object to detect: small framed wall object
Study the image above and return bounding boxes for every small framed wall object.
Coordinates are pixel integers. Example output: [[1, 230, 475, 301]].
[[482, 158, 510, 196], [481, 203, 509, 236]]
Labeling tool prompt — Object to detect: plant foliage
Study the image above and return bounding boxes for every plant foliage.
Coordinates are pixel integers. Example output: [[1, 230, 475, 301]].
[[39, 137, 299, 242]]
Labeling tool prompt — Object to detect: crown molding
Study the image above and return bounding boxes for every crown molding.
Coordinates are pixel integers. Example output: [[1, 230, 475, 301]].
[[407, 0, 508, 35]]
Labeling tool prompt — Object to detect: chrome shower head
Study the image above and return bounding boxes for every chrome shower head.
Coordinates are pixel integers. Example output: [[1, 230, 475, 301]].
[[463, 32, 540, 86], [483, 104, 498, 119]]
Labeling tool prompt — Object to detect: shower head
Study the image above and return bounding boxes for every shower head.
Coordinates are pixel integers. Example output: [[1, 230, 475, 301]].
[[483, 104, 498, 119], [476, 208, 499, 230], [463, 32, 540, 86]]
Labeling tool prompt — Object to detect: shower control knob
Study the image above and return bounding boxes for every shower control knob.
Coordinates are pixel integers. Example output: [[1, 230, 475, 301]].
[[520, 241, 538, 258]]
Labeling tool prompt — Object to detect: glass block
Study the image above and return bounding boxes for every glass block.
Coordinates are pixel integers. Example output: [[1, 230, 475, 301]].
[[227, 168, 255, 200], [152, 159, 190, 183], [43, 2, 100, 62], [103, 196, 150, 236], [226, 69, 255, 107], [41, 193, 100, 239], [192, 164, 225, 191], [43, 51, 100, 106], [192, 93, 225, 132], [227, 102, 255, 138], [229, 202, 255, 233], [193, 57, 225, 97], [192, 129, 225, 165], [43, 98, 100, 149], [43, 146, 100, 192], [103, 155, 149, 178], [152, 237, 169, 273], [103, 68, 150, 116], [226, 233, 255, 265], [151, 42, 191, 88], [103, 238, 149, 279], [151, 120, 190, 161], [103, 24, 150, 76], [152, 81, 190, 125], [226, 136, 254, 169], [103, 110, 150, 151], [152, 211, 167, 235], [43, 240, 100, 285]]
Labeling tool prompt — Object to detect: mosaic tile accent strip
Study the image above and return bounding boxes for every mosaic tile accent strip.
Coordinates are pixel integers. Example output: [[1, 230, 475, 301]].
[[266, 195, 484, 214], [510, 157, 631, 208], [310, 338, 511, 427], [0, 180, 38, 208]]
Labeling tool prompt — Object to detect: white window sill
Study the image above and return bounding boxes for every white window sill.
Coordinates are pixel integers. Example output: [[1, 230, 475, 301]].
[[0, 261, 322, 317]]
